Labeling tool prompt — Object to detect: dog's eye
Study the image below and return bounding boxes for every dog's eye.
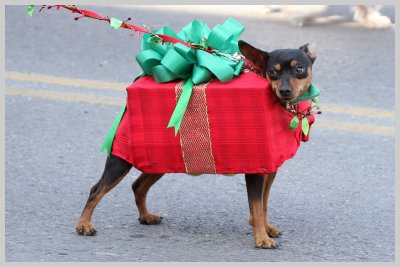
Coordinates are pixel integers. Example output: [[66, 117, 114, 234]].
[[295, 66, 305, 74], [268, 69, 277, 76]]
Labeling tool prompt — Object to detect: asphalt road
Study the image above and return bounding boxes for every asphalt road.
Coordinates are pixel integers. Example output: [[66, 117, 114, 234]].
[[4, 5, 395, 262]]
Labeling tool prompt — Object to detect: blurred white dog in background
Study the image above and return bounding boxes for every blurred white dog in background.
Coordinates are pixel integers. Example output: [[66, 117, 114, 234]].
[[262, 5, 392, 28], [351, 5, 391, 28]]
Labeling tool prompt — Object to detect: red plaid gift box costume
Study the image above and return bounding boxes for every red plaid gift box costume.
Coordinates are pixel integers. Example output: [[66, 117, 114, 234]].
[[111, 71, 314, 174]]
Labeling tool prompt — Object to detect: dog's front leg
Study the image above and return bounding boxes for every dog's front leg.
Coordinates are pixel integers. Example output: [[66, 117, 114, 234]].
[[245, 174, 278, 249], [262, 173, 281, 237], [76, 155, 132, 236]]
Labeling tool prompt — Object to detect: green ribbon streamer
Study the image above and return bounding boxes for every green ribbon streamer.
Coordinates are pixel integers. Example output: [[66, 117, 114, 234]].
[[99, 104, 126, 156], [167, 78, 194, 135], [135, 18, 245, 134], [99, 73, 145, 156]]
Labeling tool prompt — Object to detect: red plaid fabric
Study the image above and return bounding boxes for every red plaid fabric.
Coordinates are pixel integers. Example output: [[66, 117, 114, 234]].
[[111, 71, 314, 174]]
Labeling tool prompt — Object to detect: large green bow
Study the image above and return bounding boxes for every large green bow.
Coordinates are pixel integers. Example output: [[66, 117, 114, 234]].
[[135, 18, 245, 134]]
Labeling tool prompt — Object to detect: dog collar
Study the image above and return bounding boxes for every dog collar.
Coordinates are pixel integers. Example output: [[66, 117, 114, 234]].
[[289, 82, 320, 105], [281, 83, 321, 134]]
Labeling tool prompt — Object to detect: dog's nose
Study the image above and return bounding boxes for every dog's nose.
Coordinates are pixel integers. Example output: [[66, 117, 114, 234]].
[[279, 88, 291, 96]]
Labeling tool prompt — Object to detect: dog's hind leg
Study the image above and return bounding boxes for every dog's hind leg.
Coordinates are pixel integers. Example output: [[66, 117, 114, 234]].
[[76, 155, 132, 236], [245, 174, 278, 249], [132, 173, 164, 225]]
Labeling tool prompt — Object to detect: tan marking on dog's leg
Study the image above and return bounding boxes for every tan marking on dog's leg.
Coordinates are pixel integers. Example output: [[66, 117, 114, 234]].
[[248, 173, 281, 237], [245, 174, 278, 249], [76, 170, 129, 236], [263, 172, 281, 237], [132, 173, 164, 225]]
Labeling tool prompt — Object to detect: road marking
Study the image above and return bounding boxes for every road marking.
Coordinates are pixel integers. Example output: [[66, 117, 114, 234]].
[[315, 120, 394, 136], [5, 87, 125, 106], [321, 104, 394, 120], [6, 71, 394, 120], [5, 87, 394, 137], [5, 71, 128, 91]]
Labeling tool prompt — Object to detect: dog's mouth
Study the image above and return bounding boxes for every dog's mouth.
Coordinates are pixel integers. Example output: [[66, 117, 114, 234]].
[[279, 96, 296, 102], [276, 93, 298, 103]]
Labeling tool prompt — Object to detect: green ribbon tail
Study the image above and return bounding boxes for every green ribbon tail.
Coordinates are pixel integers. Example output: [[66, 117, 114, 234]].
[[99, 72, 145, 156], [99, 105, 126, 157], [167, 78, 194, 135]]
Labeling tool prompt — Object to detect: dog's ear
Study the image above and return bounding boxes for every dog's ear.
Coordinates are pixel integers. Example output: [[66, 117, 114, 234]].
[[238, 40, 269, 67], [299, 43, 316, 64]]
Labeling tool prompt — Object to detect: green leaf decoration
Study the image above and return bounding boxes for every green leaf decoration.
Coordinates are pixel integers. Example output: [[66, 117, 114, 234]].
[[289, 116, 299, 130], [27, 5, 35, 17], [110, 17, 123, 29], [302, 118, 310, 136], [312, 97, 319, 104]]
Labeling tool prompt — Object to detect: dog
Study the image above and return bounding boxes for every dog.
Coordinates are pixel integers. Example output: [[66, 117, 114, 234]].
[[351, 5, 392, 28], [75, 40, 316, 249], [262, 5, 392, 28]]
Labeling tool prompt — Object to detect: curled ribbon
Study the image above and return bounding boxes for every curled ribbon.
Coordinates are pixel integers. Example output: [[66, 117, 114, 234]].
[[135, 18, 245, 134]]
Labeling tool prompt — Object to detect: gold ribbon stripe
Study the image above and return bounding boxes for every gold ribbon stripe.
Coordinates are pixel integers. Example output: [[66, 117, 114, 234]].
[[175, 81, 217, 174]]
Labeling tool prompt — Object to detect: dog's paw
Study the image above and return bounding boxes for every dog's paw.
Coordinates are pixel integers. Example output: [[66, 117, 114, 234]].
[[76, 221, 97, 236], [138, 214, 163, 225], [266, 224, 282, 238], [255, 236, 278, 249]]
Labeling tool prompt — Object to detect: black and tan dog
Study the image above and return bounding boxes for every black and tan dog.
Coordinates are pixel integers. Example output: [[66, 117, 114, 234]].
[[75, 40, 316, 249]]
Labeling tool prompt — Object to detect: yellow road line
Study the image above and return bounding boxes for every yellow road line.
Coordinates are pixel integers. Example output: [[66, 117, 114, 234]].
[[5, 87, 125, 106], [5, 87, 394, 137], [315, 120, 394, 136], [5, 71, 128, 91], [5, 71, 395, 120], [321, 104, 394, 120]]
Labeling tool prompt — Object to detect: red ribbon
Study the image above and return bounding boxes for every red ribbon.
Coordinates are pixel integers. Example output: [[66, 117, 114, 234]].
[[42, 5, 213, 53]]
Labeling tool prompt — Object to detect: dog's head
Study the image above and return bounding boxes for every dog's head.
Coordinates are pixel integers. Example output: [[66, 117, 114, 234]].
[[238, 40, 316, 103]]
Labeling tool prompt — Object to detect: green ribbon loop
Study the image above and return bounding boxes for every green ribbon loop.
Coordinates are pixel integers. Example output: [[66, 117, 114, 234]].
[[152, 65, 179, 83], [192, 65, 212, 84], [223, 17, 245, 40], [174, 43, 196, 63], [134, 18, 245, 134], [160, 49, 192, 78], [177, 20, 211, 44], [206, 18, 244, 53], [135, 50, 162, 75], [207, 24, 234, 53], [196, 50, 234, 82]]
